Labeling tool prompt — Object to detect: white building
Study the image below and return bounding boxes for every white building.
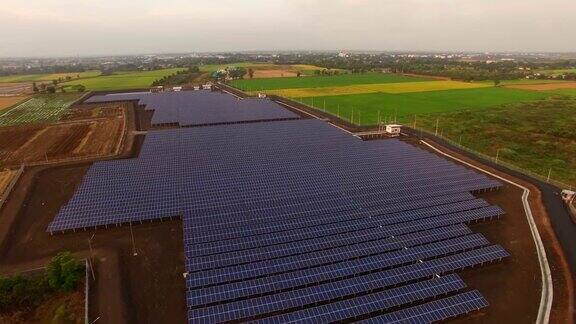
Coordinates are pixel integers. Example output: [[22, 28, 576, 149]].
[[385, 124, 402, 137]]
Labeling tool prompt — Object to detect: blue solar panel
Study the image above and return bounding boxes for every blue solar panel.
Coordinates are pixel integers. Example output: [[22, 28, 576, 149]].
[[255, 274, 467, 324], [186, 246, 506, 322], [360, 290, 489, 323], [46, 102, 507, 322], [86, 90, 299, 126]]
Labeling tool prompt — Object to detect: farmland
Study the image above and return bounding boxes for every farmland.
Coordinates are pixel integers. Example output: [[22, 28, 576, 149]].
[[299, 87, 550, 124], [0, 93, 83, 127], [232, 73, 432, 90], [62, 68, 185, 91], [0, 70, 101, 83], [0, 102, 126, 166], [265, 80, 490, 97], [0, 96, 28, 111], [415, 99, 576, 186]]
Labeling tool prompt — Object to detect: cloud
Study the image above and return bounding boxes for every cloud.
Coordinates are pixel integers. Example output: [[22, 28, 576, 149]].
[[0, 0, 574, 57]]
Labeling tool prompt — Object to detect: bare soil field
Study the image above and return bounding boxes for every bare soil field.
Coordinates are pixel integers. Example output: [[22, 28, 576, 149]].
[[0, 165, 187, 324], [0, 96, 28, 111], [0, 83, 32, 96], [505, 82, 576, 91], [0, 106, 125, 166], [252, 69, 298, 78], [0, 169, 16, 196]]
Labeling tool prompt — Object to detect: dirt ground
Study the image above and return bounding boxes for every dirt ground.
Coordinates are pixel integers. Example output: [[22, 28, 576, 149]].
[[417, 140, 574, 324], [252, 69, 298, 78], [505, 82, 576, 91], [0, 170, 16, 196], [0, 96, 28, 111], [0, 83, 32, 96], [0, 106, 125, 167], [0, 165, 187, 324]]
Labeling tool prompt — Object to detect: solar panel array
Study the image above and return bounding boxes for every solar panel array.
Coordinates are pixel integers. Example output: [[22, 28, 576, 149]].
[[49, 114, 508, 322], [86, 90, 299, 126]]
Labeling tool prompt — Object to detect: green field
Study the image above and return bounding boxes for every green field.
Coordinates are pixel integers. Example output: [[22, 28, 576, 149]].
[[0, 71, 101, 83], [0, 93, 83, 126], [487, 79, 572, 85], [232, 73, 432, 91], [300, 87, 550, 125], [538, 68, 576, 76], [62, 68, 185, 91], [416, 99, 576, 186]]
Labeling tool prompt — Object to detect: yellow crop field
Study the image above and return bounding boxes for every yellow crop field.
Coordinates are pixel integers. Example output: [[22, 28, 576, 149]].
[[255, 81, 491, 98]]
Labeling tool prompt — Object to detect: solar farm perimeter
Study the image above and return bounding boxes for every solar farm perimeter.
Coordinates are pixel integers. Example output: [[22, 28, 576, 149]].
[[37, 89, 530, 323], [231, 73, 553, 125]]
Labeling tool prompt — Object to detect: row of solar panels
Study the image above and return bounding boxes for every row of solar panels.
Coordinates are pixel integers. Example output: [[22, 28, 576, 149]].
[[86, 90, 299, 126], [187, 246, 507, 322]]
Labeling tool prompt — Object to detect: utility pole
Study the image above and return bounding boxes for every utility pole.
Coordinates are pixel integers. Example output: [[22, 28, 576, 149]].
[[87, 234, 95, 280], [495, 148, 501, 163], [435, 119, 439, 136], [547, 168, 552, 182], [130, 222, 138, 256]]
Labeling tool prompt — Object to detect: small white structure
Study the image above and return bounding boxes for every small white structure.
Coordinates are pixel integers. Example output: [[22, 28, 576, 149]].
[[258, 93, 267, 99], [150, 86, 163, 93], [193, 86, 200, 90], [172, 86, 183, 92], [202, 83, 212, 90], [385, 124, 402, 137]]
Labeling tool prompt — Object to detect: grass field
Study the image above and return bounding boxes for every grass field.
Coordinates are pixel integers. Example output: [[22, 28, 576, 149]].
[[538, 68, 576, 76], [415, 99, 576, 186], [62, 68, 185, 91], [491, 79, 571, 85], [0, 71, 101, 83], [0, 93, 83, 126], [266, 80, 491, 98], [300, 87, 550, 125], [232, 73, 433, 91]]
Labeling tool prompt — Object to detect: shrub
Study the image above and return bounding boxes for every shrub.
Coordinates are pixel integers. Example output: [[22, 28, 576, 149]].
[[46, 252, 84, 292]]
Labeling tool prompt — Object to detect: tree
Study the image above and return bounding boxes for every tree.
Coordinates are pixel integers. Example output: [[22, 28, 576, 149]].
[[296, 71, 302, 77], [32, 82, 39, 93], [248, 68, 254, 79], [493, 79, 501, 87], [52, 79, 58, 86], [46, 85, 56, 94], [46, 252, 84, 292]]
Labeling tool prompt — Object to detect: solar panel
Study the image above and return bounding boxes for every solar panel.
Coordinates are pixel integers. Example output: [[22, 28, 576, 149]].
[[360, 290, 489, 323], [255, 274, 467, 324], [45, 104, 507, 322], [86, 90, 299, 126]]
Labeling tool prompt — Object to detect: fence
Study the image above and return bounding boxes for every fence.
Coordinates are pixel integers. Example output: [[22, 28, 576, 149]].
[[409, 126, 574, 190]]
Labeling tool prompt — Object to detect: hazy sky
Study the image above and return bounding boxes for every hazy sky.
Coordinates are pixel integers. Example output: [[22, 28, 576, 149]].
[[1, 0, 575, 57]]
